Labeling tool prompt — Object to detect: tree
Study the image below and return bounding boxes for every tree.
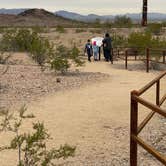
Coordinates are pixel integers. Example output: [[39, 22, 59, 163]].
[[0, 106, 76, 166]]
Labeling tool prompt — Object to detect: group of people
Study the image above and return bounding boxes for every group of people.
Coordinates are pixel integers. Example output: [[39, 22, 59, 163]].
[[84, 33, 113, 64]]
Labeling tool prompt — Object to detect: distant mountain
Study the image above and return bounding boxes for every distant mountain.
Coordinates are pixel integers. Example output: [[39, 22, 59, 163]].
[[18, 8, 56, 18], [55, 10, 166, 22], [55, 10, 103, 22], [0, 9, 81, 27], [0, 8, 166, 23], [147, 13, 166, 20], [0, 8, 28, 15]]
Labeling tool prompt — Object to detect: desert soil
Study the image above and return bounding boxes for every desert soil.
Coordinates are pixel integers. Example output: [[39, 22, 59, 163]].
[[0, 58, 165, 166]]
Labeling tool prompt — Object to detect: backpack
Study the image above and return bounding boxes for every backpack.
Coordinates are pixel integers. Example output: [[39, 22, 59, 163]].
[[103, 37, 112, 50], [86, 43, 92, 51], [85, 43, 92, 55]]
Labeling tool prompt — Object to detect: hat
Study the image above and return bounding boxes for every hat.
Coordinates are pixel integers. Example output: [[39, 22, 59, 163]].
[[93, 41, 96, 45]]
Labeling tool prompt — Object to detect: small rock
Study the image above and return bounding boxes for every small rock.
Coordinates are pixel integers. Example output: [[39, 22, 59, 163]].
[[56, 78, 61, 83]]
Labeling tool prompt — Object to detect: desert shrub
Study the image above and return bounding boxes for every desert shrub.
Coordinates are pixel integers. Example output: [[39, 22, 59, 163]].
[[0, 106, 76, 166], [127, 32, 166, 48], [0, 29, 17, 51], [0, 29, 32, 51], [0, 29, 84, 72], [56, 26, 66, 33], [29, 33, 54, 65], [112, 33, 128, 47], [127, 32, 152, 48], [104, 21, 112, 29], [127, 32, 166, 56], [31, 26, 46, 33], [50, 45, 84, 74], [114, 15, 132, 28], [89, 29, 102, 34], [75, 28, 86, 33], [0, 27, 5, 33], [146, 23, 163, 35], [69, 46, 85, 66], [93, 18, 102, 28], [0, 29, 53, 65]]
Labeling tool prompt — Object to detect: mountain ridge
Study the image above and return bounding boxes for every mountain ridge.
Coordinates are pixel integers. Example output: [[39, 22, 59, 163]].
[[0, 8, 82, 27], [0, 8, 166, 23], [55, 10, 166, 22]]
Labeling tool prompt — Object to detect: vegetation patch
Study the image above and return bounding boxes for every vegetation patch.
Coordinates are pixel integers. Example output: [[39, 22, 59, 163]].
[[0, 106, 76, 166]]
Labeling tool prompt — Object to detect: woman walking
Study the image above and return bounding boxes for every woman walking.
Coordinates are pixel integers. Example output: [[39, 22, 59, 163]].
[[92, 41, 99, 61]]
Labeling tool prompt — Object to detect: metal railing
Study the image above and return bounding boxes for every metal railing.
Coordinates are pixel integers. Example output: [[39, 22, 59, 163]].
[[130, 71, 166, 166], [113, 47, 166, 72]]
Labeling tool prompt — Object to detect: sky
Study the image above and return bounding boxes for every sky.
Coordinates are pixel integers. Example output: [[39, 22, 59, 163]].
[[0, 0, 166, 15]]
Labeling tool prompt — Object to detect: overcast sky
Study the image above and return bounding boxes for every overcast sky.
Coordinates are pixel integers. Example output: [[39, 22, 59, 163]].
[[1, 0, 166, 15]]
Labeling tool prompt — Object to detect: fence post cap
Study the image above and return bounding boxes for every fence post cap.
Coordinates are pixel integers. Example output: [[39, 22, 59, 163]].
[[131, 90, 139, 95]]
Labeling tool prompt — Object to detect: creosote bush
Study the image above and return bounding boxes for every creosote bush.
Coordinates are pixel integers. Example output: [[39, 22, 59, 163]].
[[50, 45, 84, 74], [0, 106, 76, 166], [56, 25, 66, 33], [112, 33, 127, 47], [146, 23, 163, 35], [127, 32, 166, 49], [127, 32, 166, 58], [114, 15, 132, 28], [0, 29, 53, 66], [0, 28, 84, 73], [75, 28, 86, 33]]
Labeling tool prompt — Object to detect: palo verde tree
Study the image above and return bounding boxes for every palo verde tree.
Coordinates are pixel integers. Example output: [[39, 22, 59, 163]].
[[0, 106, 76, 166]]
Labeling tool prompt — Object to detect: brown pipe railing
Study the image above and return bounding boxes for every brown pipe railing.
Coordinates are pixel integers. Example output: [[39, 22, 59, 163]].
[[146, 48, 166, 73], [130, 71, 166, 166], [113, 47, 166, 72]]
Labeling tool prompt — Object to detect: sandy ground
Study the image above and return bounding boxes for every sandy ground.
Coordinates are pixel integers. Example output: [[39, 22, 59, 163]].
[[0, 59, 165, 166]]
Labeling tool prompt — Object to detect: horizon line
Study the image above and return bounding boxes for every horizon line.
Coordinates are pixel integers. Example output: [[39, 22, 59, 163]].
[[0, 8, 166, 16]]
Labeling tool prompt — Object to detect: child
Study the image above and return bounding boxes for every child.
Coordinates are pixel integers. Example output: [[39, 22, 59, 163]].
[[92, 41, 99, 61], [84, 39, 92, 62]]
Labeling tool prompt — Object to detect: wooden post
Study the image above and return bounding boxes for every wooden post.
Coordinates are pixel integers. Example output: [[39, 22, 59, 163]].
[[111, 48, 114, 64], [163, 51, 165, 64], [146, 48, 149, 73], [125, 50, 128, 69], [130, 91, 138, 166], [156, 80, 160, 106]]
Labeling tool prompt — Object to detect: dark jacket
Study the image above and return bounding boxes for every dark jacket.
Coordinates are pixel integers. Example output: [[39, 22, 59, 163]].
[[102, 37, 112, 50]]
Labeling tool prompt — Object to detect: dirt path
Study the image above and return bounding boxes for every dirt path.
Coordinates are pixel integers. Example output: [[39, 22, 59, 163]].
[[0, 60, 165, 165]]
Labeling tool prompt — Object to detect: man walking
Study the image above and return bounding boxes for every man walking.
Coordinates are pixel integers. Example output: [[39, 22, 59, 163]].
[[102, 33, 113, 63]]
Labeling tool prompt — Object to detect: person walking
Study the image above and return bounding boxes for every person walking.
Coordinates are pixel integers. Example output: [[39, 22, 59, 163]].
[[85, 39, 92, 62], [102, 33, 113, 63], [92, 41, 99, 61]]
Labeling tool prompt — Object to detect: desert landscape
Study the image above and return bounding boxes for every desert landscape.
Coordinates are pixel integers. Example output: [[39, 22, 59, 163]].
[[0, 7, 166, 166]]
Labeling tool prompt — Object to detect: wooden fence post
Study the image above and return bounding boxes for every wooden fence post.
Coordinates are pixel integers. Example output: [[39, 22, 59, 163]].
[[156, 80, 160, 106], [130, 91, 138, 166], [146, 48, 149, 73], [125, 50, 128, 69], [163, 51, 165, 64], [118, 49, 120, 57]]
